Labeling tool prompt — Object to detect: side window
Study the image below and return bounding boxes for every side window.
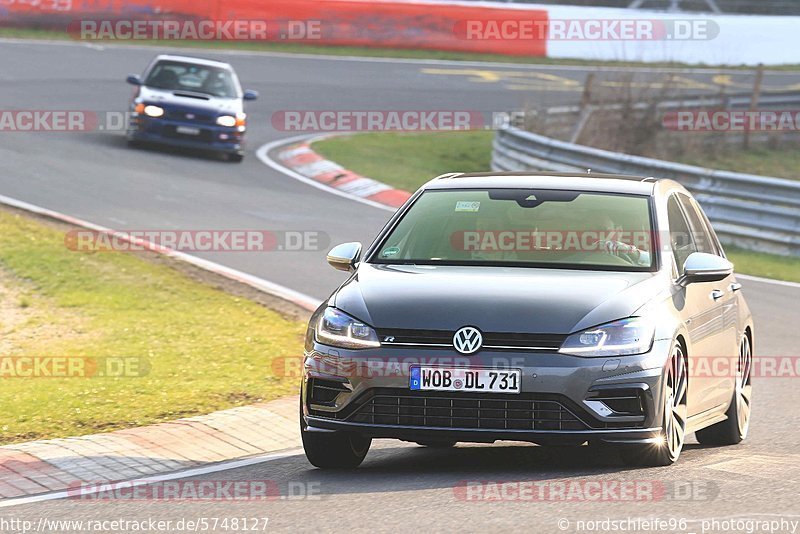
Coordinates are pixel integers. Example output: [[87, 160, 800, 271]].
[[667, 195, 696, 272], [677, 194, 717, 256], [692, 197, 725, 257]]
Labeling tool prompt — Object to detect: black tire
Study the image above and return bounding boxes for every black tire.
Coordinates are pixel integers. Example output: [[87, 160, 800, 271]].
[[620, 341, 687, 467], [227, 153, 244, 163], [415, 440, 457, 448], [300, 400, 370, 469], [696, 335, 752, 446]]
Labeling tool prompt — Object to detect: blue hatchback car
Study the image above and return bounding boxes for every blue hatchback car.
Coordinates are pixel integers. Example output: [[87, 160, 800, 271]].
[[125, 55, 258, 162]]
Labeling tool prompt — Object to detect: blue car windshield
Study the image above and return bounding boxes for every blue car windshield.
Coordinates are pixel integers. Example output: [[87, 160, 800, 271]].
[[144, 61, 237, 98]]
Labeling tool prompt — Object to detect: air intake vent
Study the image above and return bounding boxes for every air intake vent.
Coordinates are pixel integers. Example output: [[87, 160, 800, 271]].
[[309, 378, 349, 405]]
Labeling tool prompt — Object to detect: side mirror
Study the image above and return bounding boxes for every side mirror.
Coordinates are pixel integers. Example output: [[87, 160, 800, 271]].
[[327, 242, 362, 272], [126, 74, 142, 86], [678, 252, 733, 286], [243, 90, 259, 101]]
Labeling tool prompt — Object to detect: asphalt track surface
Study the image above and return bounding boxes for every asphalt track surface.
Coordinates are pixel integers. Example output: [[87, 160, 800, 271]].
[[1, 40, 799, 533]]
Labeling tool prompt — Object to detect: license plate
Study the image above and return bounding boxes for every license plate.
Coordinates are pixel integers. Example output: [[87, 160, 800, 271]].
[[410, 367, 521, 394], [176, 126, 201, 136]]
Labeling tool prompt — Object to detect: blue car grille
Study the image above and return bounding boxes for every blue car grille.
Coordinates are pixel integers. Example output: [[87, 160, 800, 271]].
[[163, 108, 215, 124]]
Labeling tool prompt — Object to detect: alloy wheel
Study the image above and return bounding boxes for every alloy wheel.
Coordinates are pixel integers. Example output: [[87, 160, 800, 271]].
[[663, 343, 688, 460], [735, 335, 753, 438]]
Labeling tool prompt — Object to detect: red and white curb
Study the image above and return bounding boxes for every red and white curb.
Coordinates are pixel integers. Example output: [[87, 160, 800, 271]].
[[258, 134, 411, 212]]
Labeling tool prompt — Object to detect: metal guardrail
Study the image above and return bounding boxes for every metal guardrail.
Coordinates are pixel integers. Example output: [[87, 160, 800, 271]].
[[491, 127, 800, 256]]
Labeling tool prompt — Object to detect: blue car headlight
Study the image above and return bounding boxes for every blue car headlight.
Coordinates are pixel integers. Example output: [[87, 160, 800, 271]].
[[559, 317, 655, 357], [216, 113, 246, 129], [216, 115, 236, 127], [143, 105, 164, 118]]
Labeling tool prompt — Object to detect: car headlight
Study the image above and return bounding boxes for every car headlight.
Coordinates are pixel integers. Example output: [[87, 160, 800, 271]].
[[216, 115, 236, 127], [558, 317, 654, 357], [143, 105, 164, 118], [217, 113, 246, 128], [315, 307, 380, 349]]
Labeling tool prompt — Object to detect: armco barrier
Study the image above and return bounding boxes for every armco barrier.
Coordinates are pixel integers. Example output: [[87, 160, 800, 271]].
[[492, 127, 800, 256]]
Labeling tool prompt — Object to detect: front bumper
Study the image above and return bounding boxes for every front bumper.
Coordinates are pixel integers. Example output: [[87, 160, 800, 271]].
[[127, 114, 244, 154], [301, 339, 672, 445]]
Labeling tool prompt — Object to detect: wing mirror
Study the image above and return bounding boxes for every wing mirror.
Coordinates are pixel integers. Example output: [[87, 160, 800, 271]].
[[327, 242, 362, 272], [677, 252, 733, 286], [126, 74, 142, 86], [243, 89, 259, 101]]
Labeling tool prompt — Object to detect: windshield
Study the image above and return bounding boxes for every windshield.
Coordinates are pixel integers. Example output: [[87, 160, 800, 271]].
[[371, 189, 655, 271], [144, 61, 238, 98]]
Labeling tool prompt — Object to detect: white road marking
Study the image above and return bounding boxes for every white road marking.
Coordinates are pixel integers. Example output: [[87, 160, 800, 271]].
[[738, 273, 800, 289], [2, 37, 799, 74], [0, 193, 322, 311]]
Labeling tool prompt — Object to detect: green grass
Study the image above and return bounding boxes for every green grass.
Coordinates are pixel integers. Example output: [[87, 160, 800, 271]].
[[3, 27, 799, 70], [676, 146, 800, 181], [725, 246, 800, 283], [313, 131, 494, 192], [0, 210, 305, 444], [314, 130, 800, 281]]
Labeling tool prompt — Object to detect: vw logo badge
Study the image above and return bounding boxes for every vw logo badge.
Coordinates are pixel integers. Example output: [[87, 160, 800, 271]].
[[453, 326, 482, 354]]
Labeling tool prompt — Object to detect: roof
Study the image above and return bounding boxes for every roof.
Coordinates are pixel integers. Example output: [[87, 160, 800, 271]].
[[152, 54, 233, 69], [423, 171, 668, 196]]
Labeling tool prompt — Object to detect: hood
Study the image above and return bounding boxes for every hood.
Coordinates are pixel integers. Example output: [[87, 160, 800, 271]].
[[334, 264, 667, 335], [137, 86, 242, 114]]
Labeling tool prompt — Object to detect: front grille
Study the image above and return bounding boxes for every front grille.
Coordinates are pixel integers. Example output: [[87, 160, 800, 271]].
[[377, 329, 566, 351], [309, 388, 642, 430], [164, 109, 215, 124], [313, 389, 587, 431]]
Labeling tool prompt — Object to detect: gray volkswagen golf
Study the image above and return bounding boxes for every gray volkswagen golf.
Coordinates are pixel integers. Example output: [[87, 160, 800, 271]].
[[300, 172, 754, 468]]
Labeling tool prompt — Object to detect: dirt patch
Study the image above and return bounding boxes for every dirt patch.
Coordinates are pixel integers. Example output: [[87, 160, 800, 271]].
[[0, 268, 91, 355]]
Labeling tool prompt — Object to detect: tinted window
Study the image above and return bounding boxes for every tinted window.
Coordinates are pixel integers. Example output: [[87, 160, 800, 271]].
[[371, 189, 655, 271], [667, 194, 696, 271], [145, 61, 237, 98], [678, 193, 717, 256]]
